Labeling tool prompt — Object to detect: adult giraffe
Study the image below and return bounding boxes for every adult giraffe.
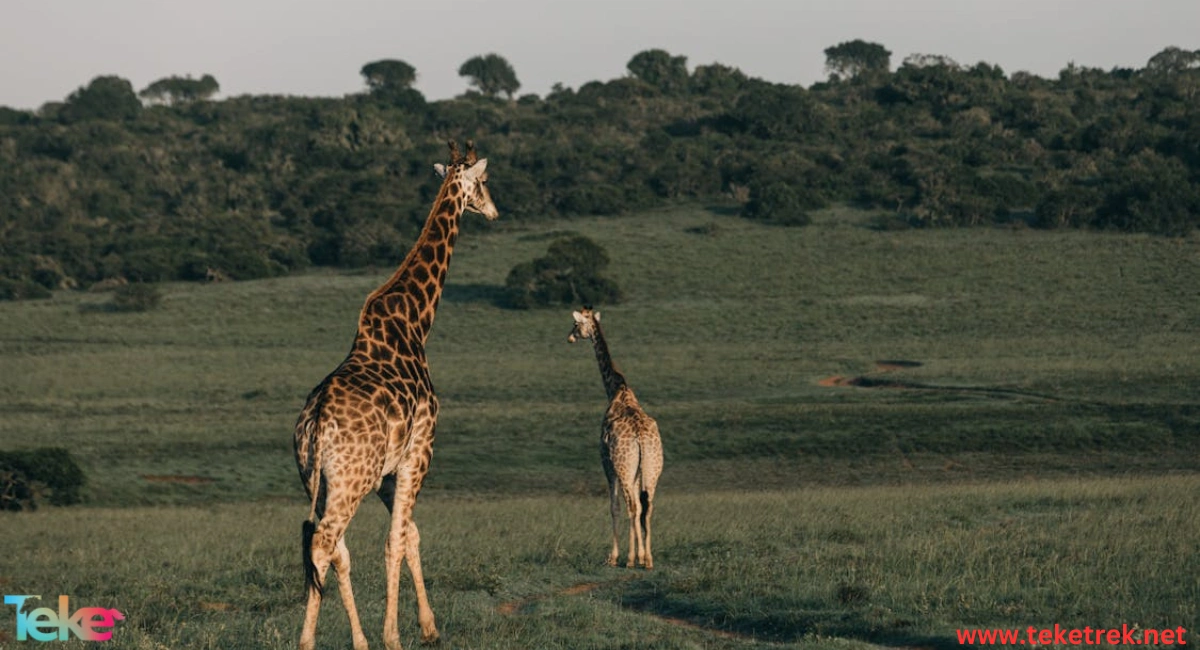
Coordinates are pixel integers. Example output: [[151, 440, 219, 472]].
[[294, 141, 497, 650]]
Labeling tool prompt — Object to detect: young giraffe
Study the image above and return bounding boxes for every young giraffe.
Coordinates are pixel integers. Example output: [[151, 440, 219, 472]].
[[568, 307, 664, 569], [294, 140, 497, 650]]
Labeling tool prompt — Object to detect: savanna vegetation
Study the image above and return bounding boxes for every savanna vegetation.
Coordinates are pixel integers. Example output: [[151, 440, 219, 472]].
[[1, 206, 1197, 647], [2, 43, 1200, 300], [2, 35, 1198, 649]]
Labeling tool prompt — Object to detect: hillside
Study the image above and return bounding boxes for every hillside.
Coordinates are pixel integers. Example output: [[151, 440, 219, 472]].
[[2, 45, 1199, 299]]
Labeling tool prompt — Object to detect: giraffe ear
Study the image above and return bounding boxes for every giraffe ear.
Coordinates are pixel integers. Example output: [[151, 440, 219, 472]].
[[572, 311, 586, 323], [463, 158, 488, 180], [594, 311, 601, 322], [433, 163, 448, 179]]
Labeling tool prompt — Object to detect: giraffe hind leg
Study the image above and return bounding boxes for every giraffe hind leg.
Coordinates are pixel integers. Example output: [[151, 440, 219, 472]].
[[640, 488, 655, 570], [622, 481, 643, 569], [301, 485, 369, 650], [332, 537, 369, 650]]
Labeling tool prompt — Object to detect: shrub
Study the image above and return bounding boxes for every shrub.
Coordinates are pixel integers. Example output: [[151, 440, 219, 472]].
[[0, 278, 52, 301], [501, 235, 622, 309], [741, 181, 814, 226], [0, 447, 86, 510], [109, 283, 162, 312]]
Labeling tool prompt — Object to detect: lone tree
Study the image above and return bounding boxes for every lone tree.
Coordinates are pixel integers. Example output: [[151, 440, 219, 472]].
[[627, 49, 689, 94], [823, 40, 892, 81], [139, 74, 220, 105], [360, 59, 417, 94], [502, 235, 621, 309], [458, 53, 521, 99]]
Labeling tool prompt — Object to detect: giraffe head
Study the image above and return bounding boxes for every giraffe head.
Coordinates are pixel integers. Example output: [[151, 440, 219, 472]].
[[567, 307, 600, 343], [432, 140, 498, 220]]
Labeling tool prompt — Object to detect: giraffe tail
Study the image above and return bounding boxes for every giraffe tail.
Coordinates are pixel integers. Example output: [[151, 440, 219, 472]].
[[302, 519, 321, 596], [301, 418, 324, 596]]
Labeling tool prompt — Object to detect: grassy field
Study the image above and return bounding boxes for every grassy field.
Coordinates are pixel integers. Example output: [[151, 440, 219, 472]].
[[1, 478, 1196, 649], [1, 205, 1198, 647]]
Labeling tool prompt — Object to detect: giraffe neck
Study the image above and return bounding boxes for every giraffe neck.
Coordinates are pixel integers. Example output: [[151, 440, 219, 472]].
[[356, 176, 464, 350], [590, 321, 628, 401]]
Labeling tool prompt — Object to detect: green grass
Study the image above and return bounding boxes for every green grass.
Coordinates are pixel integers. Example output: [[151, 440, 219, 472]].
[[1, 205, 1199, 647], [1, 206, 1197, 503], [0, 477, 1195, 649]]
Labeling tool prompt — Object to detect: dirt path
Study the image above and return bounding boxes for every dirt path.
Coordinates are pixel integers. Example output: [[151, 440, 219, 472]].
[[496, 575, 772, 644]]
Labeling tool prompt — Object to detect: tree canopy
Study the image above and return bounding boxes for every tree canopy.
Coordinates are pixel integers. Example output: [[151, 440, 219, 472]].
[[360, 59, 417, 93], [824, 40, 892, 81], [60, 75, 142, 122], [627, 49, 689, 94], [139, 74, 220, 105], [458, 53, 520, 98]]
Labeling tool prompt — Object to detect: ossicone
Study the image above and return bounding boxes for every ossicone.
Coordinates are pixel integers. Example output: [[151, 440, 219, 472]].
[[447, 140, 463, 165]]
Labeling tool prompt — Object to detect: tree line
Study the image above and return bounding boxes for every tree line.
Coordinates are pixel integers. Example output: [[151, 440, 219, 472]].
[[1, 43, 1198, 299]]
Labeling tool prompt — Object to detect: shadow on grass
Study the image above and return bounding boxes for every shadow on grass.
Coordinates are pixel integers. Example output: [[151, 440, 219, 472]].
[[703, 204, 742, 217], [442, 282, 505, 305], [612, 578, 965, 650]]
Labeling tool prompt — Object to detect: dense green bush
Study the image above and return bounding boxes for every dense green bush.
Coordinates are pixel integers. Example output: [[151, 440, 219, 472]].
[[0, 447, 86, 510], [501, 235, 622, 309], [741, 181, 814, 226]]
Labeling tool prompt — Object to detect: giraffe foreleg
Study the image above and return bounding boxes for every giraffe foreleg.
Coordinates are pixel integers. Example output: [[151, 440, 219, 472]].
[[383, 499, 411, 650], [377, 474, 439, 643], [384, 460, 435, 650], [607, 477, 621, 566], [405, 520, 439, 644]]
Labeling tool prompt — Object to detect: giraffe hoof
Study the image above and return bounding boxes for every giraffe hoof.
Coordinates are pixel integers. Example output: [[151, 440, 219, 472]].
[[420, 630, 441, 645]]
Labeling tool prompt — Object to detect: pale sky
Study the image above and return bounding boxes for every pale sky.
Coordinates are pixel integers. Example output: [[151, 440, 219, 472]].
[[1, 0, 1197, 110]]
